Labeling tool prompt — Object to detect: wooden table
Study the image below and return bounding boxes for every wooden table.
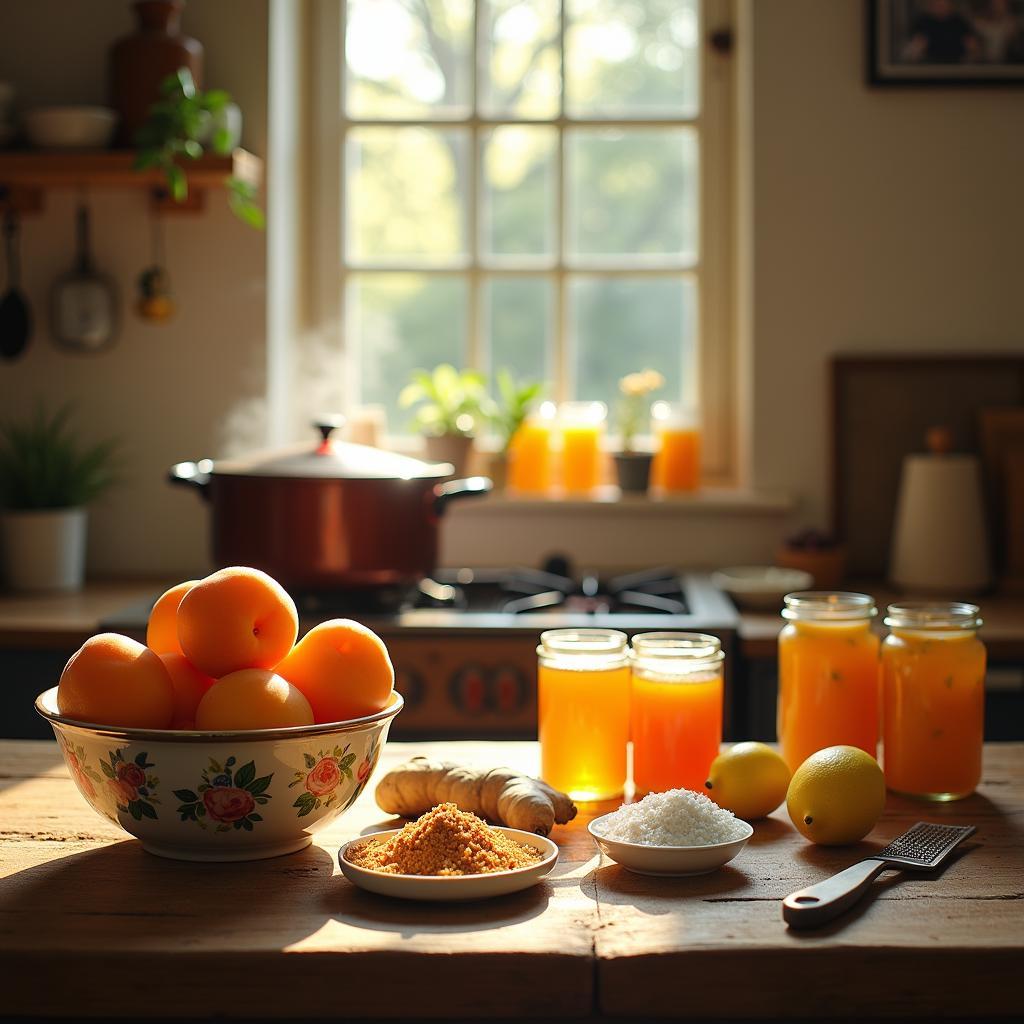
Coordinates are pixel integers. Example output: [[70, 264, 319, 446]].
[[1, 740, 1021, 1020]]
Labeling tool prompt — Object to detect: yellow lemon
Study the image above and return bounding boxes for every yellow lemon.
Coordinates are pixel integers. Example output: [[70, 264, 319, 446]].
[[786, 745, 886, 845], [704, 742, 791, 820]]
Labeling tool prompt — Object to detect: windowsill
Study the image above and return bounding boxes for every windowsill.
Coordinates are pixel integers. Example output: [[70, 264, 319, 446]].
[[452, 487, 794, 516]]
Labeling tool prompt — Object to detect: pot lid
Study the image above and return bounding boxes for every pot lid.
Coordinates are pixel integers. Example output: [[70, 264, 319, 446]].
[[212, 421, 454, 480]]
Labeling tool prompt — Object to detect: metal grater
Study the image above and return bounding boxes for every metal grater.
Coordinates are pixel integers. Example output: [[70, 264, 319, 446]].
[[875, 822, 977, 869], [783, 821, 978, 927]]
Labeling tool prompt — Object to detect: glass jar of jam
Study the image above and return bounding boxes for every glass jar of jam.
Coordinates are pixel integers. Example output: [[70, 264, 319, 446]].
[[538, 628, 630, 801], [630, 632, 724, 794], [777, 592, 879, 772], [881, 602, 985, 800]]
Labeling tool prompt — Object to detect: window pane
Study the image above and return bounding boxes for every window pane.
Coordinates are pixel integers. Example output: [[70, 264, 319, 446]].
[[480, 0, 561, 119], [565, 0, 699, 118], [347, 127, 469, 265], [568, 275, 695, 413], [348, 273, 468, 432], [484, 276, 553, 385], [481, 126, 557, 262], [566, 127, 697, 264], [345, 0, 473, 119]]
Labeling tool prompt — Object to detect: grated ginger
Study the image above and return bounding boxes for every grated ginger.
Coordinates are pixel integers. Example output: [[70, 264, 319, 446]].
[[348, 802, 542, 875]]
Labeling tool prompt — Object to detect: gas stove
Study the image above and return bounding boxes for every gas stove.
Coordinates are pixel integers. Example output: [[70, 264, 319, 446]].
[[101, 562, 738, 740]]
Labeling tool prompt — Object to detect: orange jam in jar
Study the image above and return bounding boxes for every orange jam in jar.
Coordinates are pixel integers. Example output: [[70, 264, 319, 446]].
[[538, 628, 630, 801], [777, 592, 879, 772], [881, 603, 985, 801], [630, 632, 724, 795]]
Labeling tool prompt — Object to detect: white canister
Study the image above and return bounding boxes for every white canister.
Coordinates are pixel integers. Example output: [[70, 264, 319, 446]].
[[0, 507, 88, 592], [889, 453, 990, 594]]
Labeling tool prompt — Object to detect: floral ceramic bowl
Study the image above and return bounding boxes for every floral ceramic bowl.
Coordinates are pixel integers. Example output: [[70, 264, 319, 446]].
[[35, 686, 403, 862]]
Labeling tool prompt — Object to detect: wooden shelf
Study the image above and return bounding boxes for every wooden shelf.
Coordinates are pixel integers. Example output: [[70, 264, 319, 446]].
[[0, 148, 262, 214]]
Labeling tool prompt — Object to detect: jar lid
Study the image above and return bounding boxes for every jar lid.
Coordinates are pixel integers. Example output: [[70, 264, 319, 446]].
[[782, 591, 876, 621], [884, 602, 982, 631], [539, 628, 628, 655], [631, 631, 723, 663]]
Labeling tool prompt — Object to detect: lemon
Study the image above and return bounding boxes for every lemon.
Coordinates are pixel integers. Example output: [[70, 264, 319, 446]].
[[704, 742, 791, 820], [786, 745, 885, 845]]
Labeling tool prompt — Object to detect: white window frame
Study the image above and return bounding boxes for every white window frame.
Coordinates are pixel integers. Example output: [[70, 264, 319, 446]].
[[310, 0, 736, 483]]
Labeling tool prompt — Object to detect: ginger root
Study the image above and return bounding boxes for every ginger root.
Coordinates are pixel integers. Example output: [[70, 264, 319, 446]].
[[374, 757, 577, 836]]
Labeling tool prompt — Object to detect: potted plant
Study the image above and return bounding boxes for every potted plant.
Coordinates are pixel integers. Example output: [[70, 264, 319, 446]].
[[486, 369, 545, 491], [614, 369, 664, 493], [399, 364, 491, 477], [0, 405, 118, 592]]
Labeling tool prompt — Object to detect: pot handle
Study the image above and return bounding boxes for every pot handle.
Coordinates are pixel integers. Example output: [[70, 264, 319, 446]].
[[168, 460, 213, 501], [433, 475, 492, 515]]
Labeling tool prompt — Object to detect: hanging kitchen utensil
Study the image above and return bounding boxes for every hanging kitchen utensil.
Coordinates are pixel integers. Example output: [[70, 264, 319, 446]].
[[49, 201, 119, 353], [136, 212, 175, 323], [0, 209, 32, 360]]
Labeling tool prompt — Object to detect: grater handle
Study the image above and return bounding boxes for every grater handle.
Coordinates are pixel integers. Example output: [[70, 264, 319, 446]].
[[783, 858, 888, 928]]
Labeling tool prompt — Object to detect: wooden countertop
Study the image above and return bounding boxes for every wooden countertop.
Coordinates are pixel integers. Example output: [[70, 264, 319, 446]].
[[1, 739, 1020, 1020]]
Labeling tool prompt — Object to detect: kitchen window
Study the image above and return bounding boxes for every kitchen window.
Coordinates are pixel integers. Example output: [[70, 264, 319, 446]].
[[315, 0, 736, 479]]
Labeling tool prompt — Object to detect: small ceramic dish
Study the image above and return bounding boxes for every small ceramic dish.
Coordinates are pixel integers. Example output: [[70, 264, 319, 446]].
[[35, 686, 403, 862], [711, 566, 814, 611], [339, 827, 558, 901], [24, 106, 117, 149], [588, 814, 754, 876]]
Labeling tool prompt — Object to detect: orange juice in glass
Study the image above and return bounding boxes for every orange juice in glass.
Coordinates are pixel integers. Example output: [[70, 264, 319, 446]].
[[508, 403, 556, 495], [558, 401, 606, 495], [630, 632, 724, 795], [777, 592, 879, 772], [882, 603, 985, 801], [538, 628, 630, 800], [651, 402, 700, 492]]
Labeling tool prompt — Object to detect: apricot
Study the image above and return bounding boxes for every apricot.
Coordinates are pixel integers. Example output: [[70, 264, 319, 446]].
[[58, 633, 175, 729], [177, 566, 298, 678], [159, 652, 215, 729], [146, 580, 198, 656], [276, 618, 394, 723], [194, 669, 314, 731]]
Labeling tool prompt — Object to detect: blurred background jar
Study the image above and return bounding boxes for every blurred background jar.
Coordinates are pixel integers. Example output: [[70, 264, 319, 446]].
[[537, 628, 630, 801], [631, 632, 724, 795], [650, 402, 700, 492], [777, 592, 879, 772], [557, 401, 606, 495], [508, 401, 556, 495], [881, 603, 985, 801]]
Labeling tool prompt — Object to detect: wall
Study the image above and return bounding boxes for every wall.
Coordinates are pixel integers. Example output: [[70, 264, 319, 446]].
[[747, 0, 1024, 528], [0, 0, 269, 578]]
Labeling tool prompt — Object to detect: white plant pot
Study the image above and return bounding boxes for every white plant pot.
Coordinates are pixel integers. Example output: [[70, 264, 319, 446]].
[[1, 507, 87, 592]]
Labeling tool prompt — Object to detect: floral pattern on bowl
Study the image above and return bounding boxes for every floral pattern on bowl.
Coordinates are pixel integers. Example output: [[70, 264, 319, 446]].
[[36, 687, 403, 862]]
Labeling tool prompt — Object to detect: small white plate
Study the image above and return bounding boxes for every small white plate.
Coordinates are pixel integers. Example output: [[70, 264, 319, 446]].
[[338, 826, 559, 901], [588, 814, 754, 876]]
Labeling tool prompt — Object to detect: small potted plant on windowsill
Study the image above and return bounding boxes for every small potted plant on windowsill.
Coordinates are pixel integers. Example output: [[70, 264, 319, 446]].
[[486, 369, 545, 491], [614, 369, 664, 494], [399, 364, 491, 478], [0, 405, 118, 592]]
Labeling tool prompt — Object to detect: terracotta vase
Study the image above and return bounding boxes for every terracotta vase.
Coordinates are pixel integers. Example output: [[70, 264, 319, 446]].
[[109, 0, 203, 147]]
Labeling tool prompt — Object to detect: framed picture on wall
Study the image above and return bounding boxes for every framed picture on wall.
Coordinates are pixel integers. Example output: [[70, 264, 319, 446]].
[[867, 0, 1024, 84]]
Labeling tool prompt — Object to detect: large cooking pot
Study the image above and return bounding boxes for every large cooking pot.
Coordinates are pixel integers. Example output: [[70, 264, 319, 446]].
[[169, 420, 491, 590]]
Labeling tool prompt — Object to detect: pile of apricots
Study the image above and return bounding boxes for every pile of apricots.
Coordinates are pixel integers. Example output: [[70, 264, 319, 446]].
[[56, 566, 395, 731]]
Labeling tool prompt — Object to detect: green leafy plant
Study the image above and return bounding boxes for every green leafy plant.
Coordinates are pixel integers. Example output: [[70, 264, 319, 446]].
[[134, 68, 264, 229], [399, 364, 493, 437], [0, 404, 118, 510], [490, 369, 545, 453]]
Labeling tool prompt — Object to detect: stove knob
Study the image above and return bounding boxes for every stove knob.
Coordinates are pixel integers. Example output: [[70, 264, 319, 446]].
[[450, 665, 489, 715], [493, 666, 526, 713], [394, 667, 423, 709]]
